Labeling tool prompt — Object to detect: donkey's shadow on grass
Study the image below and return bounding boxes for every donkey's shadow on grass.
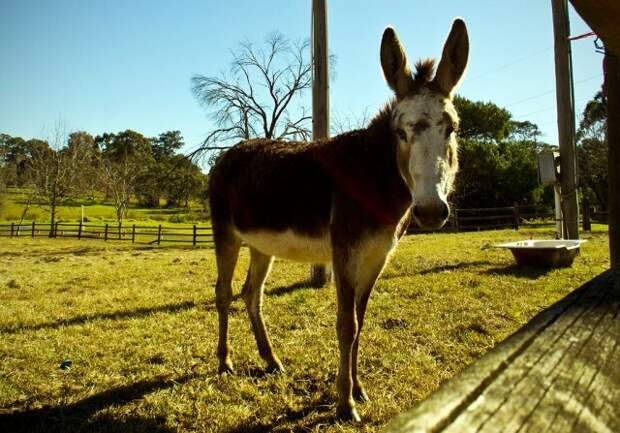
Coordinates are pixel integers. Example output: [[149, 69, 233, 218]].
[[1, 279, 317, 334], [0, 375, 190, 433]]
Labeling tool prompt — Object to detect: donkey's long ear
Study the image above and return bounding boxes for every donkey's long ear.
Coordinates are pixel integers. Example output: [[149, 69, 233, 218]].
[[381, 27, 415, 99], [433, 19, 469, 97]]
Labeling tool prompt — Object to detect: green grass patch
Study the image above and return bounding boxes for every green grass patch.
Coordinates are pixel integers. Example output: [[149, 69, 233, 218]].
[[0, 227, 610, 432], [0, 188, 208, 224]]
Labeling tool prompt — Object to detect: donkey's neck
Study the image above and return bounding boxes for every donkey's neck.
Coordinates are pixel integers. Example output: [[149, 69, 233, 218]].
[[312, 101, 412, 228]]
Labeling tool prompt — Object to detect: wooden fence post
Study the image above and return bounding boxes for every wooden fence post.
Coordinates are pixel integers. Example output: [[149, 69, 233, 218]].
[[157, 225, 162, 245], [31, 221, 35, 238], [513, 203, 520, 230], [193, 224, 197, 246], [118, 222, 122, 240], [131, 224, 136, 243], [78, 221, 83, 239], [454, 209, 460, 232], [582, 198, 591, 231], [10, 222, 14, 237], [54, 222, 59, 238], [104, 223, 109, 241]]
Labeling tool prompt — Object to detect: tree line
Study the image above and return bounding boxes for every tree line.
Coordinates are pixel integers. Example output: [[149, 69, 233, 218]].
[[0, 128, 207, 227]]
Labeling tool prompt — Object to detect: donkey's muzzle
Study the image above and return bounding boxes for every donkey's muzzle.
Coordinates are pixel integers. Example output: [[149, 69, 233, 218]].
[[412, 202, 450, 230]]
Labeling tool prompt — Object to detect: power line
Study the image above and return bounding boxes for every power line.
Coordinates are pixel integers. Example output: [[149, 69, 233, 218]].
[[504, 74, 602, 108], [467, 46, 553, 82], [514, 96, 592, 119]]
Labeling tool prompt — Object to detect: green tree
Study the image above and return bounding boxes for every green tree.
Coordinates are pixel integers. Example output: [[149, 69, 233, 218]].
[[577, 91, 607, 209], [451, 96, 551, 209], [0, 133, 29, 187]]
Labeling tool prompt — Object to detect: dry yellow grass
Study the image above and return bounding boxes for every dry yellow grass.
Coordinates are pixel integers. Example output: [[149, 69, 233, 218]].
[[0, 226, 610, 432]]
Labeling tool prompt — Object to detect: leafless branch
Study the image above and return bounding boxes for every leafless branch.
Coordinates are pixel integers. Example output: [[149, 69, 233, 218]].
[[191, 32, 312, 162]]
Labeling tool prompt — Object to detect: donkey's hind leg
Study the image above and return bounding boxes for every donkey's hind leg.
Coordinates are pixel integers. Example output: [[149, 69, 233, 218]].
[[214, 225, 241, 374], [241, 248, 283, 373]]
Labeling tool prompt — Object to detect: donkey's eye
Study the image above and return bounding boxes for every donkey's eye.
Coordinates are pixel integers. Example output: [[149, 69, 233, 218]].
[[413, 120, 430, 134], [395, 128, 407, 141]]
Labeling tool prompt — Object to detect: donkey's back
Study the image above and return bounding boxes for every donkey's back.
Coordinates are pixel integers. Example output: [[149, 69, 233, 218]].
[[209, 138, 334, 262]]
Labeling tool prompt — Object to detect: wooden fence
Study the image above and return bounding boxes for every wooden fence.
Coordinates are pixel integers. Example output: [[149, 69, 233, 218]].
[[409, 204, 609, 233], [0, 205, 609, 245], [0, 221, 213, 246]]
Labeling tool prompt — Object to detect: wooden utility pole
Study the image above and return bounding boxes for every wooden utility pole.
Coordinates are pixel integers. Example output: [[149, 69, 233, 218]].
[[551, 0, 579, 239], [310, 0, 332, 286]]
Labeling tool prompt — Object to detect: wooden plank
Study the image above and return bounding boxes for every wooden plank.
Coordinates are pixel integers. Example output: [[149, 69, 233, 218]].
[[606, 53, 620, 265], [383, 268, 619, 433], [569, 1, 620, 56]]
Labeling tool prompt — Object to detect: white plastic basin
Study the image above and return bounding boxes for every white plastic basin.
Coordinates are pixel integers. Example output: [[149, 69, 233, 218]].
[[495, 239, 586, 268]]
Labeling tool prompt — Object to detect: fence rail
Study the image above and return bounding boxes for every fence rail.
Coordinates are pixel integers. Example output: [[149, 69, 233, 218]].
[[408, 204, 608, 233], [0, 221, 213, 246], [0, 205, 608, 245]]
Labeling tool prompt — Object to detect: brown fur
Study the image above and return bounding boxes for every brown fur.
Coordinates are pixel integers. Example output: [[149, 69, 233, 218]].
[[209, 105, 412, 238], [208, 20, 468, 423]]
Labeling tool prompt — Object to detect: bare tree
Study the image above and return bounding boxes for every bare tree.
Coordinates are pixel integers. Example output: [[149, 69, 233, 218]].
[[331, 107, 373, 135], [26, 123, 91, 236], [190, 32, 313, 161]]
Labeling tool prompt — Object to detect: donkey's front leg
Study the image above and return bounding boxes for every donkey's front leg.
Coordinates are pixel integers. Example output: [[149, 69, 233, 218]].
[[333, 263, 361, 422], [335, 288, 360, 422]]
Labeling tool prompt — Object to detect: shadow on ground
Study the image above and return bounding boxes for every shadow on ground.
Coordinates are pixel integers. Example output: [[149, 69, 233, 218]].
[[2, 278, 316, 334], [0, 299, 221, 334], [484, 264, 552, 279], [418, 260, 496, 275], [0, 374, 197, 433], [223, 390, 335, 433]]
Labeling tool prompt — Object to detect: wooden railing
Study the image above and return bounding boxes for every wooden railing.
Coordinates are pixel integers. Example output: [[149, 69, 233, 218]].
[[0, 221, 213, 246], [409, 204, 609, 233]]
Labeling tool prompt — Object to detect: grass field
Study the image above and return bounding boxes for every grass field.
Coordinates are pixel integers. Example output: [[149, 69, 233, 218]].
[[0, 188, 208, 224], [0, 226, 610, 432]]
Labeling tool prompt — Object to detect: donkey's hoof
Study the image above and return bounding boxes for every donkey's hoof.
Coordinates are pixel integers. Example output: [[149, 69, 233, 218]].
[[218, 362, 234, 375], [336, 406, 362, 423], [266, 361, 285, 374], [353, 386, 370, 403]]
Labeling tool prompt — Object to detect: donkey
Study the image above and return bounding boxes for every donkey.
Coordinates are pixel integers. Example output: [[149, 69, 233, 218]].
[[208, 19, 469, 422]]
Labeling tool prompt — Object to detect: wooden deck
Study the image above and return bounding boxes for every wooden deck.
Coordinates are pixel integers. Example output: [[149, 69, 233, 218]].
[[384, 268, 620, 433]]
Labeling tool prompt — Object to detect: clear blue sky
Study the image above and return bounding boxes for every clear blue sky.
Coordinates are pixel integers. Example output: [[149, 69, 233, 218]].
[[0, 0, 603, 155]]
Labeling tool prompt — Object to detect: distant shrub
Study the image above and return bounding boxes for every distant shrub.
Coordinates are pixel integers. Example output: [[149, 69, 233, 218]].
[[169, 214, 188, 223]]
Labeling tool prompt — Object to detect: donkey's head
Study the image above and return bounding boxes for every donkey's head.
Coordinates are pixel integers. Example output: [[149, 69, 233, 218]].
[[381, 19, 469, 229]]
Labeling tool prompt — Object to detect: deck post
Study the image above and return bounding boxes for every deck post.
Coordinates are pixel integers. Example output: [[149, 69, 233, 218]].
[[606, 51, 620, 265]]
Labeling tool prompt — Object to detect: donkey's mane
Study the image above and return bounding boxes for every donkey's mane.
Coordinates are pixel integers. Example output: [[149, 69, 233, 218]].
[[367, 58, 436, 132]]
